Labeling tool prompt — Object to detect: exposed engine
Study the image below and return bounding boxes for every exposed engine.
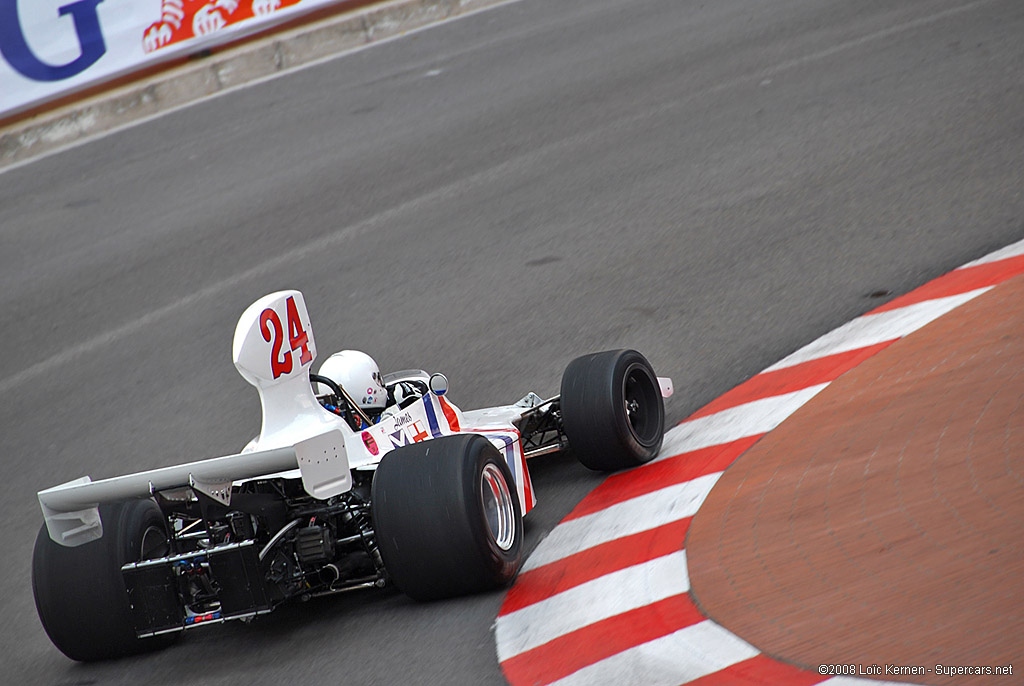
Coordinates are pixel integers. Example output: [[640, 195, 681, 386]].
[[123, 471, 386, 636]]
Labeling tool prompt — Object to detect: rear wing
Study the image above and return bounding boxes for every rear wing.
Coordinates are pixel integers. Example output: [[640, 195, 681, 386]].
[[39, 289, 358, 547], [39, 430, 350, 547]]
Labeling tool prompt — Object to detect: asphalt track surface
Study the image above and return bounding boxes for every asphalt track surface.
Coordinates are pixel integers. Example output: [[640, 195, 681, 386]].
[[1, 0, 1021, 683]]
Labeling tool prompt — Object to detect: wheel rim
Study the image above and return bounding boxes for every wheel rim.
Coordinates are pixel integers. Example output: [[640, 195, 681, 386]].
[[481, 463, 517, 551], [622, 363, 661, 446], [139, 525, 170, 561]]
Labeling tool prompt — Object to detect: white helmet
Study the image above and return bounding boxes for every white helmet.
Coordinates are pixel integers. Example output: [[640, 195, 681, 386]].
[[317, 350, 387, 412]]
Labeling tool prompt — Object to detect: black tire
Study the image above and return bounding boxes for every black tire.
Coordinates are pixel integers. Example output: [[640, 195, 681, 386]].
[[371, 434, 523, 601], [32, 499, 177, 661], [560, 349, 665, 471]]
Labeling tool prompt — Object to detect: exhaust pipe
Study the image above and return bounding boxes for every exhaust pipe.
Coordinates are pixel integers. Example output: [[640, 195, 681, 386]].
[[320, 564, 340, 586]]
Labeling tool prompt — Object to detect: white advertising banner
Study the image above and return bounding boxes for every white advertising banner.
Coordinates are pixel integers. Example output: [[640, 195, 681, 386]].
[[0, 0, 351, 118]]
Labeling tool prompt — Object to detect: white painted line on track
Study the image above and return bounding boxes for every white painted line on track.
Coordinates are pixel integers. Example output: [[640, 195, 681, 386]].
[[522, 474, 719, 572], [765, 288, 992, 371], [707, 0, 1000, 98], [0, 86, 593, 396], [547, 620, 760, 686], [496, 550, 688, 660]]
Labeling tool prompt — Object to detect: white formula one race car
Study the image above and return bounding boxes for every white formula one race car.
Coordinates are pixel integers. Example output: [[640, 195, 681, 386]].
[[33, 291, 673, 661]]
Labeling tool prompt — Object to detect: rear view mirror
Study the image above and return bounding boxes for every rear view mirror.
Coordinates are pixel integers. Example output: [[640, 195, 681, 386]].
[[429, 373, 449, 396]]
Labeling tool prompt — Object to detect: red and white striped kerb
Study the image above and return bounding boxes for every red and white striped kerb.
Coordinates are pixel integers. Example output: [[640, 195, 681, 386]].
[[495, 239, 1024, 686]]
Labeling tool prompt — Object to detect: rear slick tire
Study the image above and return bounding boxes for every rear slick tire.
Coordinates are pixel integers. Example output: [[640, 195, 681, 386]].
[[560, 349, 665, 471], [32, 499, 176, 661], [371, 434, 523, 601]]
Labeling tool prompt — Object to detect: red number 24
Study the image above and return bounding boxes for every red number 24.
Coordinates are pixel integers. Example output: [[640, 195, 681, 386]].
[[259, 296, 313, 379]]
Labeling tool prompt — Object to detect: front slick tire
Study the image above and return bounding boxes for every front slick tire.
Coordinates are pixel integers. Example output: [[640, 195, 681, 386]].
[[32, 499, 175, 662], [560, 349, 665, 471], [371, 434, 523, 601]]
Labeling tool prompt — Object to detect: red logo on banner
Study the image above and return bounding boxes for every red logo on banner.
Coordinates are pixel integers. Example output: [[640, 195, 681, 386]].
[[143, 0, 304, 53]]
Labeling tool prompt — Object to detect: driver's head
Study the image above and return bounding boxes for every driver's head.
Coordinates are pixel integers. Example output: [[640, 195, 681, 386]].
[[317, 350, 387, 413]]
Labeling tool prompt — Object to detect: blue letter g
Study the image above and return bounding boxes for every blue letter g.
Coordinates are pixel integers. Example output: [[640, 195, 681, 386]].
[[0, 0, 106, 82]]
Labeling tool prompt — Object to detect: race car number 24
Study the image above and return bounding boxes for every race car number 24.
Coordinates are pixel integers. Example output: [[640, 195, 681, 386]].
[[260, 296, 312, 379]]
